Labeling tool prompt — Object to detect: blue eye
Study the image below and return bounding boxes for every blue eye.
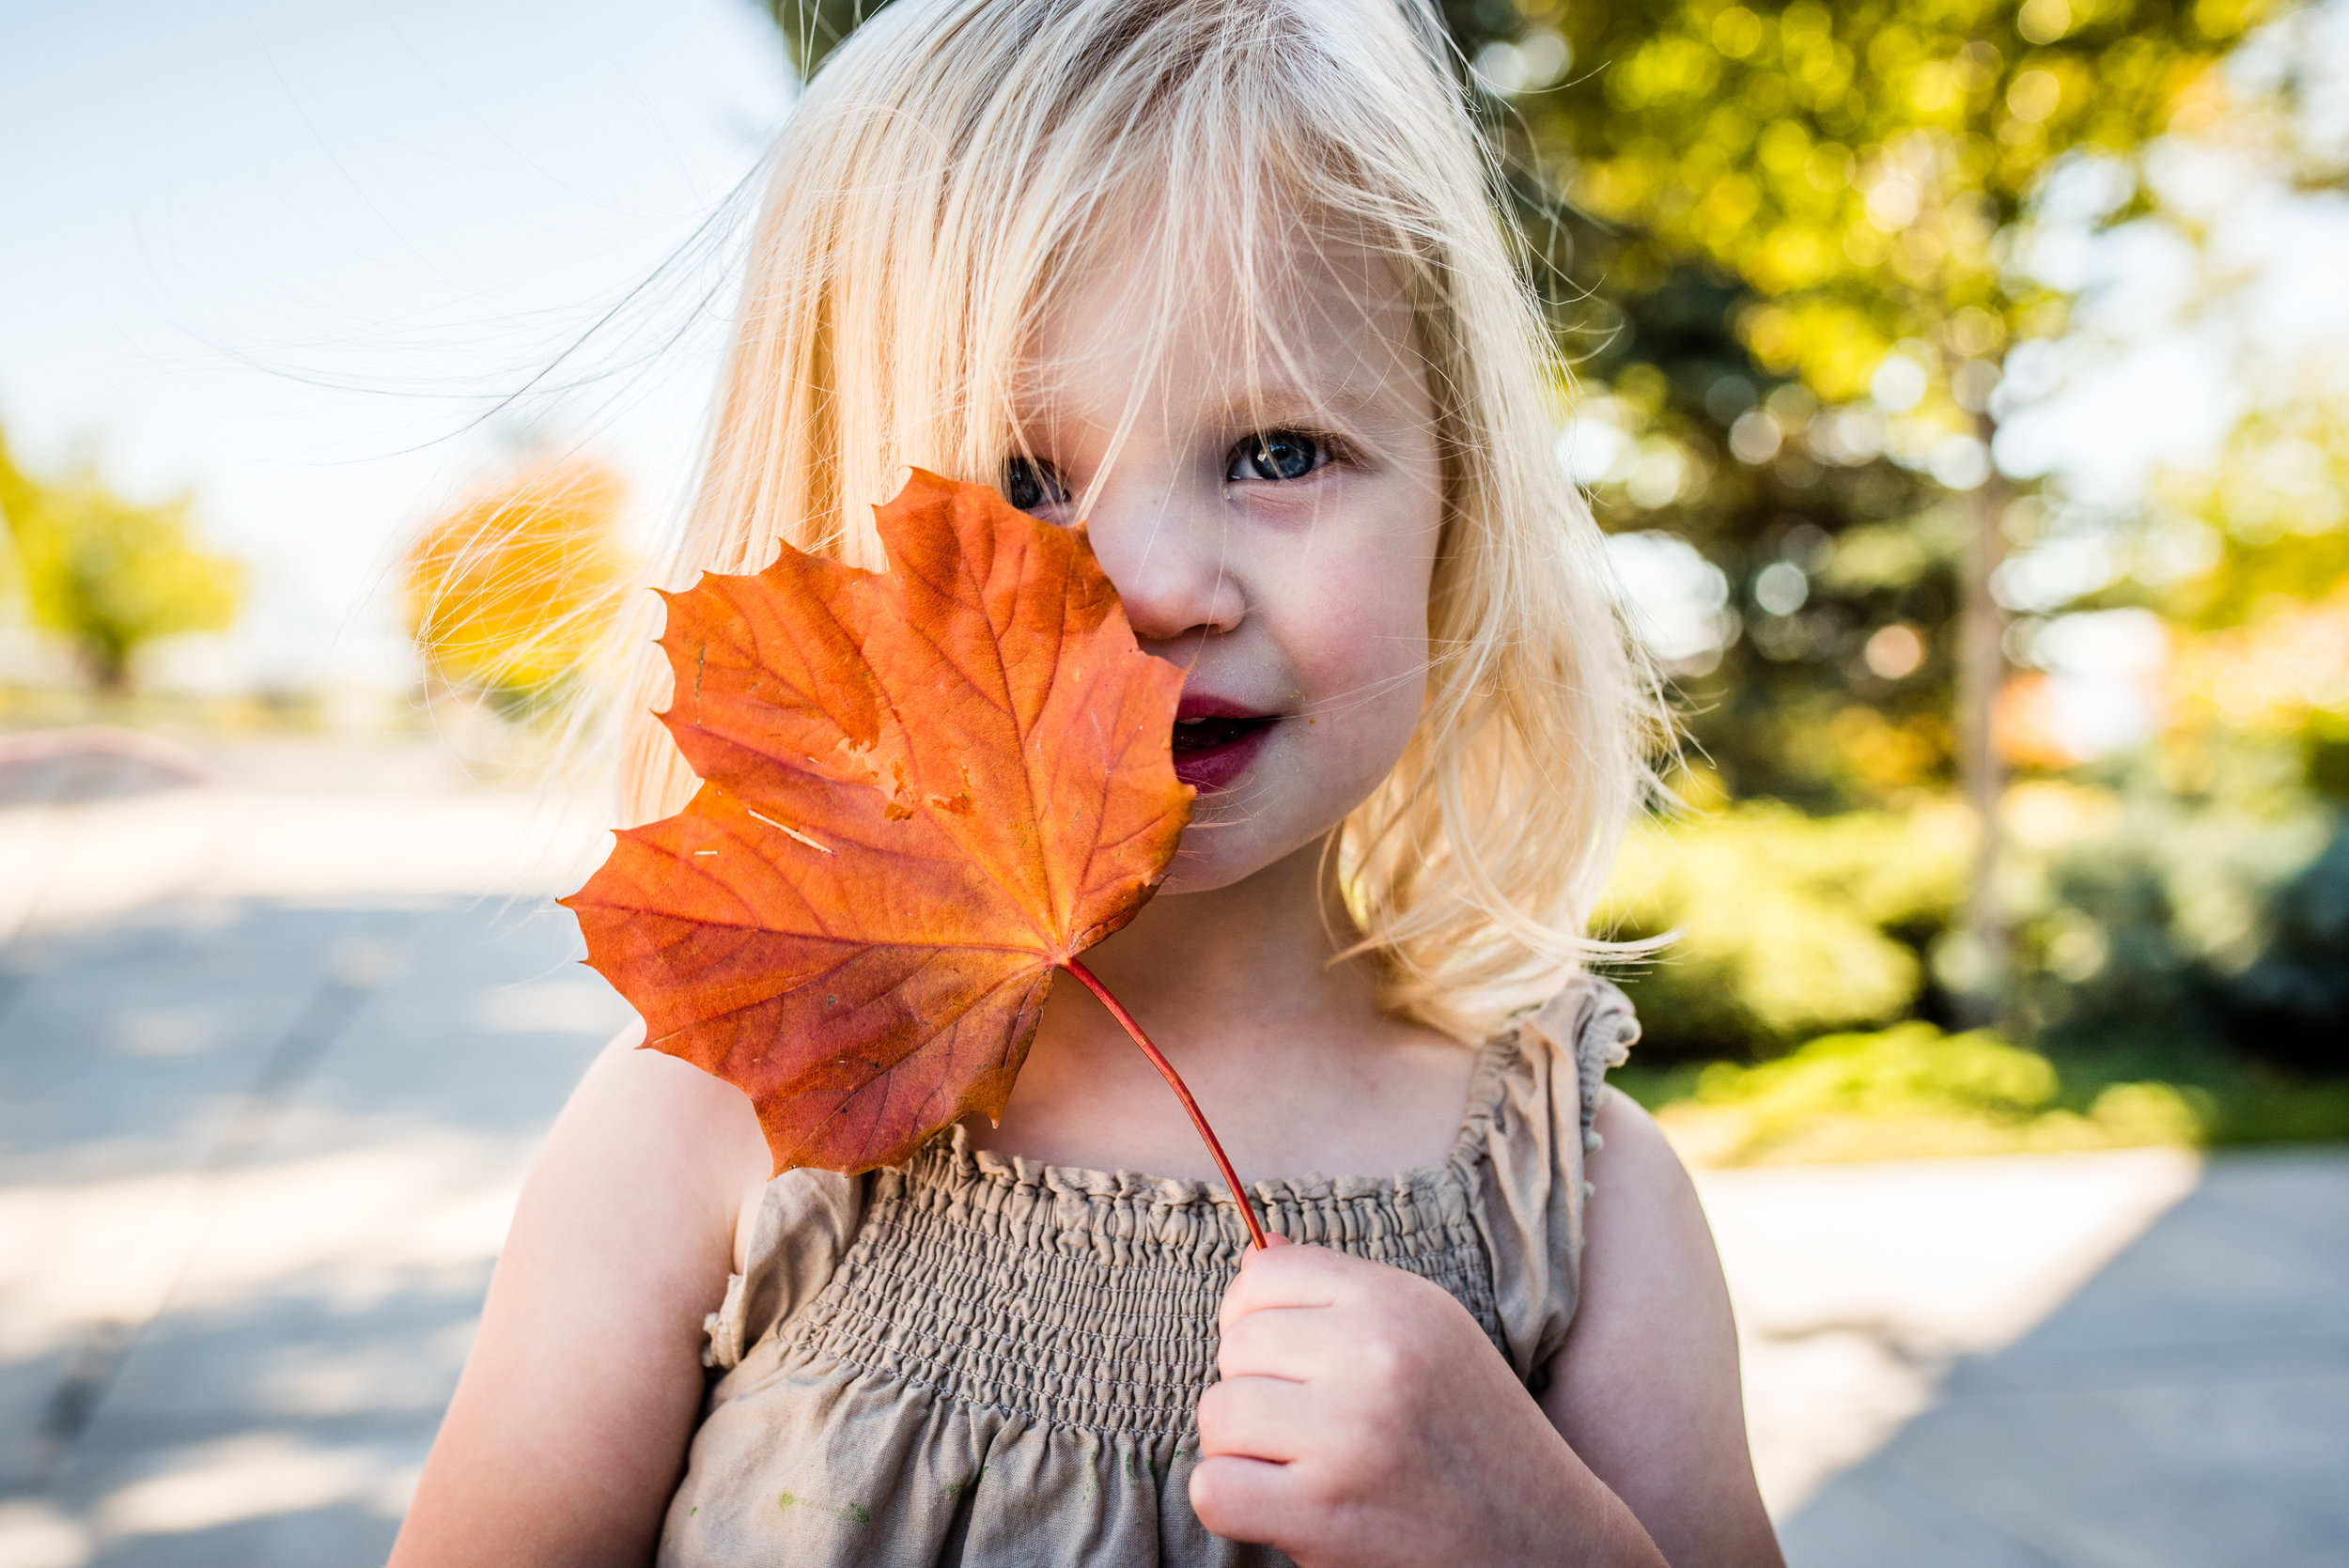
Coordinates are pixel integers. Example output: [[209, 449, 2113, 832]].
[[1229, 431, 1323, 483], [1003, 458, 1068, 515]]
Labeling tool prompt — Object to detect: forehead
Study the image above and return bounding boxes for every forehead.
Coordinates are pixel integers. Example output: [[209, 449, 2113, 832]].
[[1016, 219, 1425, 427]]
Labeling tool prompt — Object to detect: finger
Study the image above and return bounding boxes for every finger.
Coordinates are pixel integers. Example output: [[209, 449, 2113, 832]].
[[1189, 1454, 1302, 1545], [1215, 1303, 1345, 1382], [1220, 1244, 1362, 1325], [1195, 1374, 1316, 1463]]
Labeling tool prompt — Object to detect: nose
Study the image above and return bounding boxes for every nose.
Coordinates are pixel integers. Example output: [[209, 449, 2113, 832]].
[[1081, 474, 1247, 647]]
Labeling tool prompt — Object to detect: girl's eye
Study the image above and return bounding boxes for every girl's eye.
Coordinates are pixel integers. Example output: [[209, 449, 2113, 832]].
[[1229, 431, 1324, 484], [1003, 457, 1068, 515]]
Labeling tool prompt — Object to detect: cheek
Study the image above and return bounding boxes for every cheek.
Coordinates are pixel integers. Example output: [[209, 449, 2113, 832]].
[[1284, 544, 1434, 771]]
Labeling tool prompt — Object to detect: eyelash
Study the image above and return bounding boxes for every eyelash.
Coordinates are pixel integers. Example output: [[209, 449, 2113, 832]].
[[1001, 427, 1354, 515], [1226, 428, 1347, 485], [1003, 457, 1068, 515]]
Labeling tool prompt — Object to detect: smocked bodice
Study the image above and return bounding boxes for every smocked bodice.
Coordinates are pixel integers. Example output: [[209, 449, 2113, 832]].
[[784, 1133, 1505, 1440], [660, 977, 1637, 1567]]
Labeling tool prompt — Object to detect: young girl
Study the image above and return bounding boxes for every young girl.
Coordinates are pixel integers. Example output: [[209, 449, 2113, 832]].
[[392, 0, 1780, 1562]]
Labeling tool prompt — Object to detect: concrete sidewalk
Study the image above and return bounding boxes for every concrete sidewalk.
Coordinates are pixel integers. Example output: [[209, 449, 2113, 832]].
[[0, 895, 624, 1567], [1699, 1147, 2209, 1520], [1777, 1149, 2349, 1566], [1, 743, 2342, 1565]]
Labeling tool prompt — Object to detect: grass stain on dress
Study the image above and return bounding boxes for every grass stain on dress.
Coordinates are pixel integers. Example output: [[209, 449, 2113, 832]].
[[779, 1492, 871, 1526]]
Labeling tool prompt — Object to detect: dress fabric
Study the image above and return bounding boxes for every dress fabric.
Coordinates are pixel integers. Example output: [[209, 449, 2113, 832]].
[[659, 975, 1639, 1567]]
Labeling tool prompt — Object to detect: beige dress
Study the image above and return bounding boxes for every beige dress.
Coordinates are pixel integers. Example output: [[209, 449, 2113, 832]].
[[660, 976, 1638, 1567]]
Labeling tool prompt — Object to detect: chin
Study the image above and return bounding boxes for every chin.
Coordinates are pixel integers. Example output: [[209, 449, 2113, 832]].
[[1154, 837, 1272, 897], [1153, 806, 1329, 898]]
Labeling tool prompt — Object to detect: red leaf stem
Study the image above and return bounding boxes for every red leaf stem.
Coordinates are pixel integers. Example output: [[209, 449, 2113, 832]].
[[1062, 959, 1268, 1250]]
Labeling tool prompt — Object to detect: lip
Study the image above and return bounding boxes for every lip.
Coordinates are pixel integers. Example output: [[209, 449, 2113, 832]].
[[1175, 694, 1270, 722], [1171, 696, 1279, 794]]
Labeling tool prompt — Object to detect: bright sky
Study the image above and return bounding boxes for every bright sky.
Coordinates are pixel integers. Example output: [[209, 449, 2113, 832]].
[[0, 0, 792, 691]]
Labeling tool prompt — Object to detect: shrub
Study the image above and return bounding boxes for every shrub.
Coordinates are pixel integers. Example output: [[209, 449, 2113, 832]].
[[1629, 1021, 2207, 1166], [1599, 800, 1968, 1059], [2013, 772, 2349, 1077]]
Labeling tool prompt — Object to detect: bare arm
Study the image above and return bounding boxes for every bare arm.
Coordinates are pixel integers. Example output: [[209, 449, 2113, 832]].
[[1543, 1090, 1782, 1567], [389, 1033, 771, 1568]]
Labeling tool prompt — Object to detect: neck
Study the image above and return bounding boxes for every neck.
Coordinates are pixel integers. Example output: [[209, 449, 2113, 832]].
[[986, 832, 1472, 1182], [1046, 835, 1380, 1074]]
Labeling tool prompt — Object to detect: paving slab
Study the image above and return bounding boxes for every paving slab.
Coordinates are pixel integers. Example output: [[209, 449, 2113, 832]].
[[0, 893, 623, 1568], [1692, 1147, 2209, 1516], [1779, 1149, 2349, 1567]]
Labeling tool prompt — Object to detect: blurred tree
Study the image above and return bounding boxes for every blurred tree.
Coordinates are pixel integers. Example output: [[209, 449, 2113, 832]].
[[2154, 387, 2349, 631], [1548, 319, 1957, 813], [0, 430, 32, 624], [1446, 0, 2294, 1020], [0, 427, 242, 691], [406, 456, 635, 717], [2082, 384, 2349, 1075], [0, 427, 36, 538]]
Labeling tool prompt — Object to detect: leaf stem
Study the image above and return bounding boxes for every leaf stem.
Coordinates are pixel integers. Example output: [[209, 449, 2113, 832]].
[[1061, 958, 1268, 1250]]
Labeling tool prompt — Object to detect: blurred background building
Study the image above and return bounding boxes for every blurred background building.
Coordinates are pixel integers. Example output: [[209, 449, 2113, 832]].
[[2, 1, 2344, 1563]]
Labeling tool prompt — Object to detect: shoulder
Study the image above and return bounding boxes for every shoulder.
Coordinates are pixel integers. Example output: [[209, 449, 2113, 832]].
[[546, 1032, 773, 1229], [1578, 1089, 1707, 1290], [1542, 1091, 1781, 1564], [518, 1031, 776, 1271]]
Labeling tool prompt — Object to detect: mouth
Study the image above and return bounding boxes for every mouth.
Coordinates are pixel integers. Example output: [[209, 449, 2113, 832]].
[[1171, 700, 1278, 794]]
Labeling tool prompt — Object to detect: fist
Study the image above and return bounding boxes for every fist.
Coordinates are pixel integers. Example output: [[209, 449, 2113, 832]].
[[1190, 1240, 1579, 1566]]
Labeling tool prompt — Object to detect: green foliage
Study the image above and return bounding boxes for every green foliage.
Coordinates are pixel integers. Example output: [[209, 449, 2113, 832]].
[[1461, 0, 2280, 809], [1563, 342, 1964, 809], [1473, 0, 2348, 1120], [0, 429, 241, 691], [1611, 758, 2349, 1079], [2149, 387, 2349, 630], [1690, 1022, 2062, 1123], [1617, 1019, 2215, 1163], [2009, 761, 2349, 1074], [1479, 0, 2274, 405], [1602, 799, 1970, 1056], [1615, 1014, 2349, 1163]]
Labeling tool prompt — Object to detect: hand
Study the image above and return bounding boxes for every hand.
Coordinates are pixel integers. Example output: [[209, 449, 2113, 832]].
[[1190, 1240, 1666, 1567]]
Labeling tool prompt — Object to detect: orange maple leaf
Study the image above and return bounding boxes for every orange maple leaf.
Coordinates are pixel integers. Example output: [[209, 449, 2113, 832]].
[[563, 470, 1194, 1175]]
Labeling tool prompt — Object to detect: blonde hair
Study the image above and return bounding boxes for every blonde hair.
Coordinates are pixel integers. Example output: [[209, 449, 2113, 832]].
[[617, 0, 1663, 1040]]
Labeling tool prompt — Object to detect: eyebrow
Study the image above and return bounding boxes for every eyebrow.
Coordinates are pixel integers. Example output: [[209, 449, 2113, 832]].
[[1010, 322, 1427, 442], [1197, 369, 1419, 434]]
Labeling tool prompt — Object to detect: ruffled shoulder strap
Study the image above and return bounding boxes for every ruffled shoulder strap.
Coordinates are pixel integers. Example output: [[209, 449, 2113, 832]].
[[700, 1167, 865, 1372], [1457, 973, 1641, 1383]]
